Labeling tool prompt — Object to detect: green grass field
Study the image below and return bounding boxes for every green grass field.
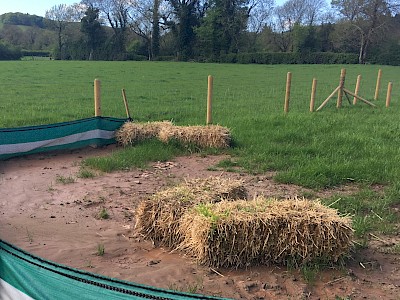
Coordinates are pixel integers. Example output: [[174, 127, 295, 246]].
[[1, 61, 399, 240]]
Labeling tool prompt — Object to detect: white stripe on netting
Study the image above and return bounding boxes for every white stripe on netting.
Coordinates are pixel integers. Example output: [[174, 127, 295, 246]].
[[0, 278, 34, 300], [0, 130, 115, 155]]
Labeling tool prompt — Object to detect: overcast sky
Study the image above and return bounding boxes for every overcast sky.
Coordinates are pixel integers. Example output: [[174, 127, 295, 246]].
[[1, 0, 286, 18]]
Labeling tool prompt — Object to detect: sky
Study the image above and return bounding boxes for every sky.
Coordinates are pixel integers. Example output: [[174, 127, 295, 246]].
[[1, 0, 287, 18], [0, 0, 79, 17]]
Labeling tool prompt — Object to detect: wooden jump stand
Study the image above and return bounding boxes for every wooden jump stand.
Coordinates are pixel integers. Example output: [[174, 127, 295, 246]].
[[316, 68, 376, 111]]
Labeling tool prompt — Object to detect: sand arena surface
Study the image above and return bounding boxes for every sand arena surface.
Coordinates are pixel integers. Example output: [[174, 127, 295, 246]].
[[1, 146, 399, 299]]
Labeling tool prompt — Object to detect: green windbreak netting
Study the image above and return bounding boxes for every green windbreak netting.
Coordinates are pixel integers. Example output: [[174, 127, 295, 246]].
[[0, 240, 228, 300], [0, 117, 127, 160]]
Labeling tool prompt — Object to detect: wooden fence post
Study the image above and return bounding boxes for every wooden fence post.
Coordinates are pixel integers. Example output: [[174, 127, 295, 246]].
[[94, 79, 101, 117], [386, 82, 393, 108], [353, 75, 361, 105], [374, 69, 382, 100], [336, 68, 346, 108], [121, 89, 131, 120], [284, 72, 292, 113], [310, 78, 317, 112], [207, 75, 213, 125]]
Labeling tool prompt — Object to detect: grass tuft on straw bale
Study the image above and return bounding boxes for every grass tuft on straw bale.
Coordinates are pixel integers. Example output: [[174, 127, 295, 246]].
[[135, 177, 247, 248], [115, 121, 173, 145], [179, 197, 353, 268], [116, 121, 231, 149]]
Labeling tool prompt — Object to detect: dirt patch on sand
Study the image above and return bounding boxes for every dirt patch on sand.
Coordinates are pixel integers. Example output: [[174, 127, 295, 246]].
[[0, 146, 399, 299]]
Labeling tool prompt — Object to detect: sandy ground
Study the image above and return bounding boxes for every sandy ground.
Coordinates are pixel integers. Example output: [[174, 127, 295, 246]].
[[0, 146, 399, 299]]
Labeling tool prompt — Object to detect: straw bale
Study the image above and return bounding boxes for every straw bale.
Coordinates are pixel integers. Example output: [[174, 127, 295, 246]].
[[135, 177, 247, 248], [182, 177, 247, 202], [115, 121, 173, 145], [158, 125, 231, 149], [135, 186, 196, 247], [179, 197, 353, 268], [116, 121, 231, 149]]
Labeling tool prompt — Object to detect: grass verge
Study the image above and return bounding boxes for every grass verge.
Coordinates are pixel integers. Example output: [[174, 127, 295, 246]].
[[82, 139, 219, 172]]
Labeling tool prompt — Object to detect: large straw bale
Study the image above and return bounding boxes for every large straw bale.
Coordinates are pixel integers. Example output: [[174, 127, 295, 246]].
[[116, 121, 231, 149], [115, 121, 173, 145], [135, 185, 196, 247], [135, 177, 247, 248], [158, 125, 231, 149], [179, 197, 353, 268]]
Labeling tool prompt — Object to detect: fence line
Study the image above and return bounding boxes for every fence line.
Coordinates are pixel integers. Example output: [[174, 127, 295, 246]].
[[1, 67, 398, 129]]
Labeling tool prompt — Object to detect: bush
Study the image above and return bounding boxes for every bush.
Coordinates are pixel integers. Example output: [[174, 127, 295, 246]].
[[0, 43, 22, 60], [220, 52, 358, 65], [219, 53, 237, 63], [367, 42, 400, 66], [126, 53, 148, 61], [21, 50, 51, 57], [153, 56, 176, 61]]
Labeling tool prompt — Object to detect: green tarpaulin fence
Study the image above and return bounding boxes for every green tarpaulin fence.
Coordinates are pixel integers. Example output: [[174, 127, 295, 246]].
[[0, 117, 127, 160], [0, 240, 227, 300]]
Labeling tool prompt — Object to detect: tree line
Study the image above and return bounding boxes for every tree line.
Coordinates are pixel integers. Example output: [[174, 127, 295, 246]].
[[0, 0, 399, 65]]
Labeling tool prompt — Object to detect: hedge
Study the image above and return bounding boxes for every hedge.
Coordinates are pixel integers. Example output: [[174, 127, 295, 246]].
[[0, 43, 22, 60], [21, 50, 51, 57], [219, 52, 359, 65]]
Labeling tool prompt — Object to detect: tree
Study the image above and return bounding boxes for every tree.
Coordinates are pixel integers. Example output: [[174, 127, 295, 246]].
[[166, 0, 201, 60], [81, 5, 105, 59], [368, 15, 400, 65], [273, 4, 294, 52], [0, 25, 23, 47], [196, 0, 251, 58], [84, 0, 130, 59], [272, 0, 328, 52], [126, 0, 159, 59], [152, 0, 161, 58], [216, 0, 251, 53], [69, 3, 87, 21], [247, 0, 274, 34], [45, 4, 74, 59], [81, 0, 165, 59], [331, 0, 400, 63]]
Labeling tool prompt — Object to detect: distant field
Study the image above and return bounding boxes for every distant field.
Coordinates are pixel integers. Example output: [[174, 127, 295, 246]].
[[0, 61, 398, 126], [1, 61, 400, 237]]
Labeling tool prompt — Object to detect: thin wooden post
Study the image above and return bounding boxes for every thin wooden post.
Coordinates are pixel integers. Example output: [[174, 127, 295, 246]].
[[316, 86, 340, 111], [353, 75, 361, 105], [284, 72, 292, 113], [94, 79, 101, 117], [386, 82, 393, 108], [121, 89, 131, 120], [374, 69, 382, 100], [207, 75, 213, 125], [343, 88, 376, 107], [310, 78, 317, 112], [336, 68, 346, 108]]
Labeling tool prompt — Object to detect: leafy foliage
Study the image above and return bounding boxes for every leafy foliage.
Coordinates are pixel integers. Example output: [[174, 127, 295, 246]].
[[0, 42, 21, 60], [80, 6, 105, 60], [220, 52, 359, 64]]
